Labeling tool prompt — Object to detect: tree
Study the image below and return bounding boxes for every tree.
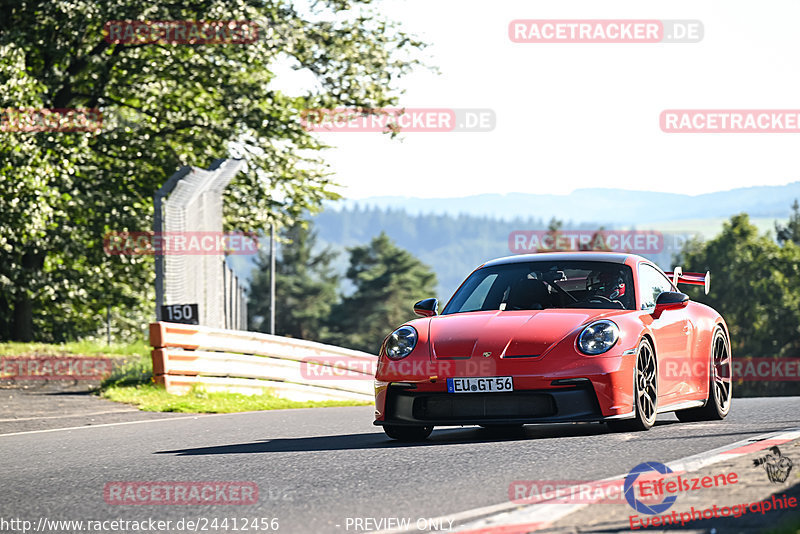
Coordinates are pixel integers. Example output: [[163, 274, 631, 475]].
[[248, 222, 338, 341], [0, 0, 425, 341], [545, 217, 563, 250], [677, 212, 800, 396], [327, 233, 437, 354], [776, 199, 800, 245]]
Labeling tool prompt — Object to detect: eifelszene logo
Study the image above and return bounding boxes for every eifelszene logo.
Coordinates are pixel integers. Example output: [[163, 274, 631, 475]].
[[624, 462, 677, 515]]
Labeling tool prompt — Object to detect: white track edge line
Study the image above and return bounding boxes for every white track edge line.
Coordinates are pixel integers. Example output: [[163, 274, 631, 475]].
[[0, 409, 139, 423], [0, 413, 227, 437], [0, 404, 372, 437]]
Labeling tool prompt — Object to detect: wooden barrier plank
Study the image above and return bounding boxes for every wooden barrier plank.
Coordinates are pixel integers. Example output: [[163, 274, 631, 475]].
[[151, 348, 167, 376], [149, 322, 378, 401], [159, 375, 373, 402], [159, 349, 374, 396], [149, 322, 166, 349], [149, 322, 376, 361]]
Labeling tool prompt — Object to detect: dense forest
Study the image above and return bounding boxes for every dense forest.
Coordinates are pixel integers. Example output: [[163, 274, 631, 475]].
[[310, 205, 690, 298]]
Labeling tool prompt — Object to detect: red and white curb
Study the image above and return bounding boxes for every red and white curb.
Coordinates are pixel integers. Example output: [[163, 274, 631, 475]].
[[371, 427, 800, 534]]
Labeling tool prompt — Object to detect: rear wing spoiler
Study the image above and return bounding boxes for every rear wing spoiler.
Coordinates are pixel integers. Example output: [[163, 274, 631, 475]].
[[663, 267, 710, 295]]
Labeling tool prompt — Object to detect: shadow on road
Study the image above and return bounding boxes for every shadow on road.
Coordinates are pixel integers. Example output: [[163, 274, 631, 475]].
[[156, 420, 679, 456]]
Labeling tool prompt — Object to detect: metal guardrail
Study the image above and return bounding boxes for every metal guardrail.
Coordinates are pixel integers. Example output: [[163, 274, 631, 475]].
[[150, 322, 377, 401]]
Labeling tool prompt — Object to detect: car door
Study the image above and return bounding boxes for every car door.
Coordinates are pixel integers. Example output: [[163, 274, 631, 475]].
[[638, 263, 692, 405]]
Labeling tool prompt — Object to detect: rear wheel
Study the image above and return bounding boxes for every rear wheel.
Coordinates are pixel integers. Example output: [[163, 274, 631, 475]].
[[676, 327, 732, 422], [383, 424, 433, 441], [608, 338, 657, 432]]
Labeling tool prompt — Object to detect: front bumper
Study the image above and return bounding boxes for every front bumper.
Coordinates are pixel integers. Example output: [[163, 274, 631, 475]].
[[373, 350, 637, 425], [374, 382, 611, 427]]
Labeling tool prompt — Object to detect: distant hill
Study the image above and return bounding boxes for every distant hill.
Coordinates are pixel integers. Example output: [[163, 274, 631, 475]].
[[335, 182, 800, 225]]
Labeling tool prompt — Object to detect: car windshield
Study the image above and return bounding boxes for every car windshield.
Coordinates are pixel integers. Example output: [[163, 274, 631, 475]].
[[442, 260, 636, 314]]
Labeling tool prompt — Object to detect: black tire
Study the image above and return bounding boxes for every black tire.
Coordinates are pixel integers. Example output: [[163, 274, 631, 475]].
[[607, 338, 657, 432], [383, 424, 433, 441], [676, 327, 732, 422]]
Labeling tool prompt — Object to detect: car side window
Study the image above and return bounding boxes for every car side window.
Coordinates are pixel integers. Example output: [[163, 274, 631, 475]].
[[639, 264, 674, 310]]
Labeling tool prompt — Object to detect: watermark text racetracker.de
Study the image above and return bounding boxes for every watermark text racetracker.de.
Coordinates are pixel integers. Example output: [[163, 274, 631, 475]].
[[509, 20, 703, 43], [104, 231, 259, 256], [661, 110, 800, 132], [104, 20, 259, 44], [663, 357, 800, 381], [1, 108, 102, 132], [0, 356, 111, 381], [104, 481, 258, 505], [299, 358, 498, 381], [301, 108, 495, 133], [509, 230, 665, 254]]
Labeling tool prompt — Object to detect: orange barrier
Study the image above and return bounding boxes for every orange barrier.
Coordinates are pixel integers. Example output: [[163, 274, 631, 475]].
[[150, 322, 377, 401]]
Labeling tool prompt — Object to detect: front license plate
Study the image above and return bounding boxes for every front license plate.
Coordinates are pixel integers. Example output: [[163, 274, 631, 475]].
[[446, 377, 513, 393]]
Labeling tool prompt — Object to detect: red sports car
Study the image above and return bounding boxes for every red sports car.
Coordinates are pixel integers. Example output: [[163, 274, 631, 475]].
[[374, 252, 732, 441]]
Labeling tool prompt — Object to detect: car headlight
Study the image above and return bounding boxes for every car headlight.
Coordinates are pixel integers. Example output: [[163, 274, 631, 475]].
[[384, 326, 418, 360], [577, 320, 620, 355]]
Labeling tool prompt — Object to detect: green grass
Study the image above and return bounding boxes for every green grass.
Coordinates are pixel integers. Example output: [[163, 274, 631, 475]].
[[101, 383, 370, 413], [101, 351, 153, 388], [0, 339, 149, 358], [98, 353, 369, 413], [2, 339, 369, 414]]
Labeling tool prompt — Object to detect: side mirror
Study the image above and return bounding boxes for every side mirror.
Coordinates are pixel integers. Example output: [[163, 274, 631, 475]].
[[653, 291, 689, 318], [413, 298, 438, 318]]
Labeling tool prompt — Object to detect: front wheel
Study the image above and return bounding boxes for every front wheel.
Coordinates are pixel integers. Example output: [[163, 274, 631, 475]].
[[608, 338, 658, 432], [676, 326, 732, 422], [383, 424, 433, 441]]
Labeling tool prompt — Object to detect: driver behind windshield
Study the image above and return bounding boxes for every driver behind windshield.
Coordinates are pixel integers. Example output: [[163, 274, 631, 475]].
[[586, 269, 632, 309]]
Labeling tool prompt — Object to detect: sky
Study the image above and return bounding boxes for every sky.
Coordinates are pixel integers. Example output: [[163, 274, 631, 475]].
[[282, 0, 800, 200]]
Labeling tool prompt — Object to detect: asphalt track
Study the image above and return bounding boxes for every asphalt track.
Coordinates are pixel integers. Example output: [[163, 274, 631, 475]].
[[2, 397, 799, 533]]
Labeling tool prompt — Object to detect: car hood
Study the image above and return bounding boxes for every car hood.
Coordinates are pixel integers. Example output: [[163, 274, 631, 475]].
[[427, 309, 619, 359]]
